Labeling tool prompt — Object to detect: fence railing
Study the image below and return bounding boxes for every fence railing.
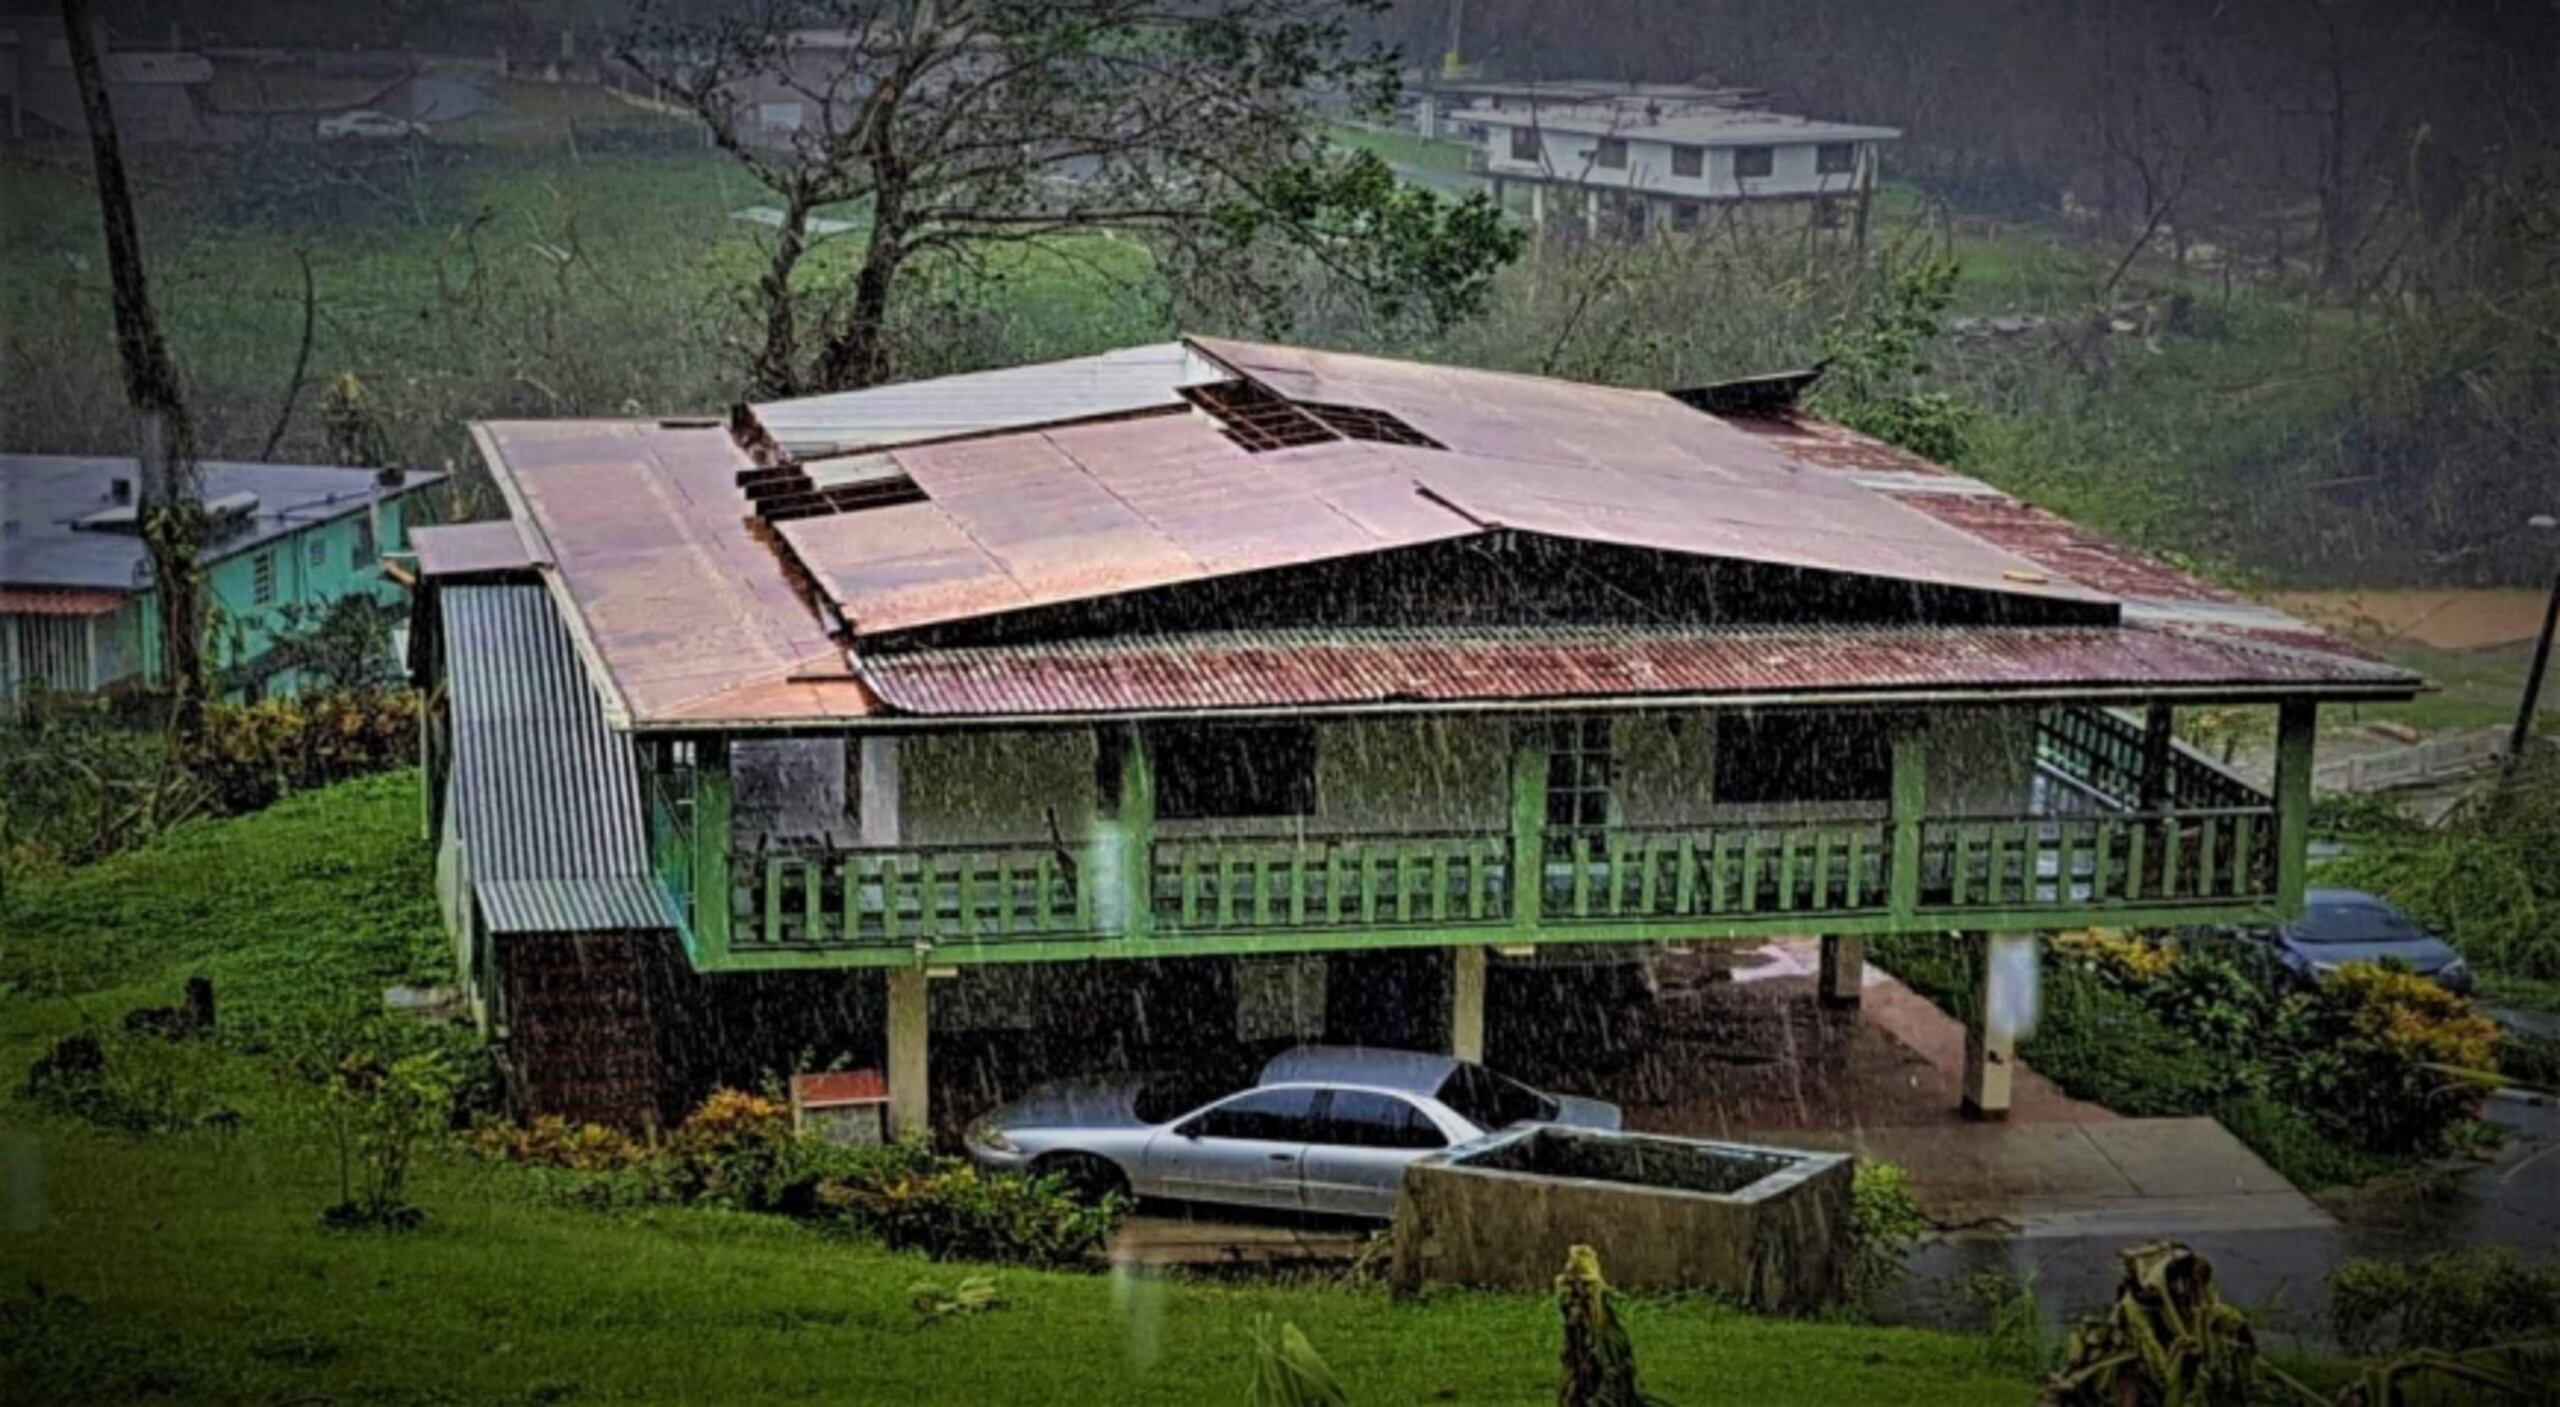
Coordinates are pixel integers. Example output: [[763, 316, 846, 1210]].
[[733, 843, 1093, 948], [723, 809, 2282, 952], [1916, 807, 2277, 913], [1152, 832, 1512, 934], [1542, 821, 1894, 923], [2036, 706, 2266, 813]]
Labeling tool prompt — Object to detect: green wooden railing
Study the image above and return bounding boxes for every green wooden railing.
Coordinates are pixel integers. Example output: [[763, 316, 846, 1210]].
[[2037, 707, 2263, 813], [1916, 807, 2277, 914], [1153, 832, 1512, 934], [734, 843, 1094, 948], [1542, 821, 1894, 922]]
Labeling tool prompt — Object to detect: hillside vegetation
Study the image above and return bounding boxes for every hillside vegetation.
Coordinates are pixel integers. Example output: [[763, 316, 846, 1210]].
[[0, 773, 2037, 1406]]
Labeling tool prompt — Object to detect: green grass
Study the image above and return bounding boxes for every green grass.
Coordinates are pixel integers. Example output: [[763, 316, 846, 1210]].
[[0, 773, 2036, 1405], [0, 81, 1168, 487], [1326, 121, 1477, 175]]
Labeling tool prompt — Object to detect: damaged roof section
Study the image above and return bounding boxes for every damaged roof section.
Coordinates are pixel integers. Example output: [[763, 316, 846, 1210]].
[[467, 336, 2423, 728]]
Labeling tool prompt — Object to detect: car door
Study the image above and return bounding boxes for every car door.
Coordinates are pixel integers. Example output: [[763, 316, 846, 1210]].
[[1297, 1089, 1451, 1219], [1138, 1086, 1319, 1212]]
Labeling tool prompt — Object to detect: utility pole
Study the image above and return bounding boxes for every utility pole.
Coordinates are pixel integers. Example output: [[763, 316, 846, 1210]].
[[2511, 514, 2560, 767], [1443, 0, 1465, 78], [61, 0, 209, 736]]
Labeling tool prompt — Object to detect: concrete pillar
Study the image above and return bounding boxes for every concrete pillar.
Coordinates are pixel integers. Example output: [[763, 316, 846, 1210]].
[[1817, 934, 1864, 1009], [1962, 932, 2038, 1120], [1530, 181, 1546, 228], [857, 735, 901, 843], [1450, 945, 1488, 1062], [1585, 187, 1601, 239], [2273, 700, 2317, 918], [887, 966, 930, 1140]]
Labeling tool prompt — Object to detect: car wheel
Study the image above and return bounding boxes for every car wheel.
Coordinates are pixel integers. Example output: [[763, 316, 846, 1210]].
[[1034, 1152, 1130, 1206]]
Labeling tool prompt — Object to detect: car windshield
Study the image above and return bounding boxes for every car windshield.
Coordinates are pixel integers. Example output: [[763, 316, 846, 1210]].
[[2292, 899, 2430, 946], [1434, 1062, 1557, 1130]]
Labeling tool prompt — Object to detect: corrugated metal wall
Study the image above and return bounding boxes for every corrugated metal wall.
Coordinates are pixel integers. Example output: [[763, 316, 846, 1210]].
[[443, 584, 670, 934]]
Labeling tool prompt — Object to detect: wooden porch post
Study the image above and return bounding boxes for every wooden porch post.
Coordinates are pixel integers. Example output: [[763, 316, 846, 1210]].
[[2273, 700, 2317, 918], [689, 736, 732, 963], [1118, 725, 1156, 941], [886, 965, 930, 1140], [1888, 720, 1928, 923], [1818, 935, 1864, 1009], [1509, 726, 1549, 931], [1962, 931, 2036, 1120], [1450, 944, 1488, 1062], [2140, 703, 2175, 810]]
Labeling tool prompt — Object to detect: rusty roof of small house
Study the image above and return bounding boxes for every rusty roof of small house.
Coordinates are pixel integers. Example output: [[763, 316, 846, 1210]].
[[468, 338, 2422, 727]]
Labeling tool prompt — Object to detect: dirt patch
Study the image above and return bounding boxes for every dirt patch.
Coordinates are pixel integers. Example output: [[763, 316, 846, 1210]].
[[2271, 589, 2553, 651]]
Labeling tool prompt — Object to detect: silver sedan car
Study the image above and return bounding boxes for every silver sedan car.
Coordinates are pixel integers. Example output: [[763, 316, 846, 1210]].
[[963, 1045, 1623, 1219]]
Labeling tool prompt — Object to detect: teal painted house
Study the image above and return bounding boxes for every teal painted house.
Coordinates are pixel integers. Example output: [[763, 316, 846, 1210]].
[[0, 455, 445, 701]]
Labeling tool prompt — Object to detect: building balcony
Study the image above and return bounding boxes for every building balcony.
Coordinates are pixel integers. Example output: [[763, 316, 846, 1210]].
[[673, 705, 2303, 971]]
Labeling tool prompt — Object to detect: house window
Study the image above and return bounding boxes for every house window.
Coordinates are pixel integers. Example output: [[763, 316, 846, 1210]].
[[1509, 125, 1538, 162], [1148, 722, 1316, 820], [251, 550, 277, 606], [1595, 137, 1628, 170], [307, 534, 326, 568], [1672, 200, 1702, 232], [1714, 713, 1892, 805], [1672, 144, 1703, 178], [353, 516, 376, 569], [1817, 142, 1856, 175], [1545, 717, 1614, 836], [1734, 145, 1775, 179]]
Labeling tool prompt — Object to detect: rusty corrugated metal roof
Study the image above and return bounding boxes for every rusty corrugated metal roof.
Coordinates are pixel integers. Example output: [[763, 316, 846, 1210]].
[[474, 419, 845, 727], [471, 340, 2422, 728], [853, 623, 2417, 718]]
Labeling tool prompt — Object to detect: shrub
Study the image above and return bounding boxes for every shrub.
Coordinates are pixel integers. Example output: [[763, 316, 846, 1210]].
[[23, 1027, 239, 1136], [2051, 928, 2176, 989], [2279, 963, 2501, 1155], [826, 1159, 1123, 1267], [1847, 1160, 1929, 1306], [277, 1012, 482, 1230], [184, 689, 421, 815], [2330, 1249, 2560, 1357], [470, 1115, 651, 1173]]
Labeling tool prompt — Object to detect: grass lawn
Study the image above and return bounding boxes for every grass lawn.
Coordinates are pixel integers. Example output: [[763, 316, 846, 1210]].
[[1326, 120, 1479, 175], [0, 774, 2036, 1405]]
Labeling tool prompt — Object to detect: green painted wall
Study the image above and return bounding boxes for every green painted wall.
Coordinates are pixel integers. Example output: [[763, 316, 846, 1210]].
[[133, 486, 432, 698]]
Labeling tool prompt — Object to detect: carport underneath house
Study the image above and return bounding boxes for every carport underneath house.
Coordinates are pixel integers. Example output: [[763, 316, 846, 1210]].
[[407, 337, 2424, 1134]]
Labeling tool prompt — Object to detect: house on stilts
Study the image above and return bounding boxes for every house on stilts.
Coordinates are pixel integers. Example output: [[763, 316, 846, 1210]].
[[406, 338, 2421, 1133]]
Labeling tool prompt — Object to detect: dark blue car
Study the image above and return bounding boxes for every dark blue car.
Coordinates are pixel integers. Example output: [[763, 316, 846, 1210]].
[[2226, 888, 2472, 994]]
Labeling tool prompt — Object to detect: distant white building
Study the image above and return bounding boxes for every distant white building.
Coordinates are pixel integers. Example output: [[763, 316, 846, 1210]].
[[1444, 88, 1899, 240]]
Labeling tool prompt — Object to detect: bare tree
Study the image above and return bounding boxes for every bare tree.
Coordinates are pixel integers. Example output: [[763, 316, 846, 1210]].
[[621, 0, 1520, 398], [60, 0, 209, 734]]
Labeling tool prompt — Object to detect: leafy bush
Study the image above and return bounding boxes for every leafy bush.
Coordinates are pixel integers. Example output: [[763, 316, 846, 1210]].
[[184, 690, 421, 815], [2278, 964, 2501, 1155], [469, 1115, 652, 1173], [475, 1088, 1124, 1266], [2326, 753, 2560, 980], [1871, 931, 2498, 1186], [1847, 1160, 1929, 1307], [2330, 1249, 2560, 1357], [827, 1158, 1123, 1267]]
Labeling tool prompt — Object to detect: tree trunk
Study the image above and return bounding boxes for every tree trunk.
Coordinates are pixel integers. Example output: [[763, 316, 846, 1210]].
[[61, 0, 207, 735], [813, 178, 907, 392], [749, 188, 816, 400]]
